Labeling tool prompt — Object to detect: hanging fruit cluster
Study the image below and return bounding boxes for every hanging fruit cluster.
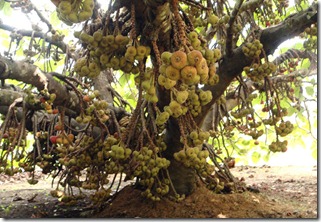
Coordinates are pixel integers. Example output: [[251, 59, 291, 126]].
[[75, 90, 110, 125], [275, 120, 294, 137], [302, 25, 317, 51], [242, 39, 263, 58], [269, 139, 288, 152], [174, 146, 214, 177], [74, 30, 151, 78], [130, 146, 171, 201], [56, 0, 95, 25], [243, 62, 277, 82], [137, 68, 158, 103]]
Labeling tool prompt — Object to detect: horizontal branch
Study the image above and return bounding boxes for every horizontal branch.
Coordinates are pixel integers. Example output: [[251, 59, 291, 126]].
[[0, 22, 67, 53], [0, 56, 81, 113], [0, 56, 129, 126], [196, 2, 318, 127]]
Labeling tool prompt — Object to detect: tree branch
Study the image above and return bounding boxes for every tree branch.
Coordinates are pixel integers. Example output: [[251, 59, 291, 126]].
[[0, 56, 130, 121], [196, 2, 318, 126], [0, 22, 67, 53], [0, 56, 81, 114], [30, 2, 53, 31], [260, 2, 318, 55], [225, 0, 244, 57]]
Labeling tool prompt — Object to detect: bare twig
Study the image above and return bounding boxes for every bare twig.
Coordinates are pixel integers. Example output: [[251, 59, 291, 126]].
[[226, 0, 244, 57]]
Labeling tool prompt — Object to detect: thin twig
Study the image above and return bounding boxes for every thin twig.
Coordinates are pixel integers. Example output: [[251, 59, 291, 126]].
[[226, 0, 244, 57]]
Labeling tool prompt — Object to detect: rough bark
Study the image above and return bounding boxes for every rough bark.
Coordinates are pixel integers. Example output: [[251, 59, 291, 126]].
[[0, 57, 81, 113]]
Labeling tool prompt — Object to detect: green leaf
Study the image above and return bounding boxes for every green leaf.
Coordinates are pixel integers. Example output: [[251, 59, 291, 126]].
[[119, 73, 129, 86], [0, 0, 5, 10], [241, 139, 250, 146], [50, 12, 61, 27], [293, 42, 303, 49], [251, 151, 261, 164], [237, 148, 248, 156], [263, 153, 270, 163], [311, 140, 317, 160], [301, 58, 311, 69], [2, 2, 12, 16], [286, 106, 297, 116], [305, 86, 314, 96]]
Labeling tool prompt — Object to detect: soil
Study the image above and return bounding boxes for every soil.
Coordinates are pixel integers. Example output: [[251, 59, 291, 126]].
[[0, 165, 317, 218]]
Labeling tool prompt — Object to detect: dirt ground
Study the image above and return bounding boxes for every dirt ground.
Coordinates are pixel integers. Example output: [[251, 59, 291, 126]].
[[0, 165, 317, 218]]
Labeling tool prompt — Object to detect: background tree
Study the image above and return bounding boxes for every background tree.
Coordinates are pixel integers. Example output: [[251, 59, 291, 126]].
[[0, 0, 317, 205]]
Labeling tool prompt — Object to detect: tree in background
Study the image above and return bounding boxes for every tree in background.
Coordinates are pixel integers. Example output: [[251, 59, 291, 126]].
[[0, 0, 317, 205]]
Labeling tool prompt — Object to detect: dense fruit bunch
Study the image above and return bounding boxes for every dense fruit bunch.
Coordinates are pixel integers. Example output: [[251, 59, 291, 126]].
[[172, 130, 216, 182], [74, 57, 101, 78], [159, 50, 206, 87], [118, 145, 171, 201], [75, 90, 110, 125], [188, 130, 210, 147], [174, 146, 214, 177], [231, 107, 254, 119], [158, 33, 220, 89], [74, 30, 150, 77], [56, 0, 95, 25], [269, 139, 288, 152], [242, 39, 263, 58], [243, 62, 277, 82], [138, 68, 158, 103], [275, 120, 294, 137], [302, 25, 317, 51], [247, 129, 264, 140], [155, 86, 213, 121]]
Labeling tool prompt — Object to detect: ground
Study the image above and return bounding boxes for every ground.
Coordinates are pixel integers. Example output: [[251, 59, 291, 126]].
[[0, 165, 317, 218]]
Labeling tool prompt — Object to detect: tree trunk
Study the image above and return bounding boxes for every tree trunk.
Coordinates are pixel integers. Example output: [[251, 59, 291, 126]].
[[163, 118, 197, 195]]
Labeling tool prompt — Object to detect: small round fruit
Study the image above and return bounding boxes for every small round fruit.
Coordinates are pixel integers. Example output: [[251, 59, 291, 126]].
[[165, 65, 181, 81], [176, 90, 189, 104], [93, 30, 103, 42], [196, 58, 209, 76], [83, 95, 91, 102], [207, 14, 219, 26], [161, 51, 172, 65], [136, 46, 147, 56], [188, 31, 198, 42], [126, 46, 137, 56], [50, 136, 58, 144], [58, 1, 72, 14], [78, 10, 93, 22], [170, 51, 188, 70], [187, 50, 203, 66], [180, 66, 198, 84]]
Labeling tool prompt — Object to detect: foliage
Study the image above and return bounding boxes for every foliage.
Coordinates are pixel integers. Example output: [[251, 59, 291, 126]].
[[0, 0, 317, 206]]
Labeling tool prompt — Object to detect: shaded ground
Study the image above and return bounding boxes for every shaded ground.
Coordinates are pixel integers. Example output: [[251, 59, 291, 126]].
[[0, 165, 317, 218]]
